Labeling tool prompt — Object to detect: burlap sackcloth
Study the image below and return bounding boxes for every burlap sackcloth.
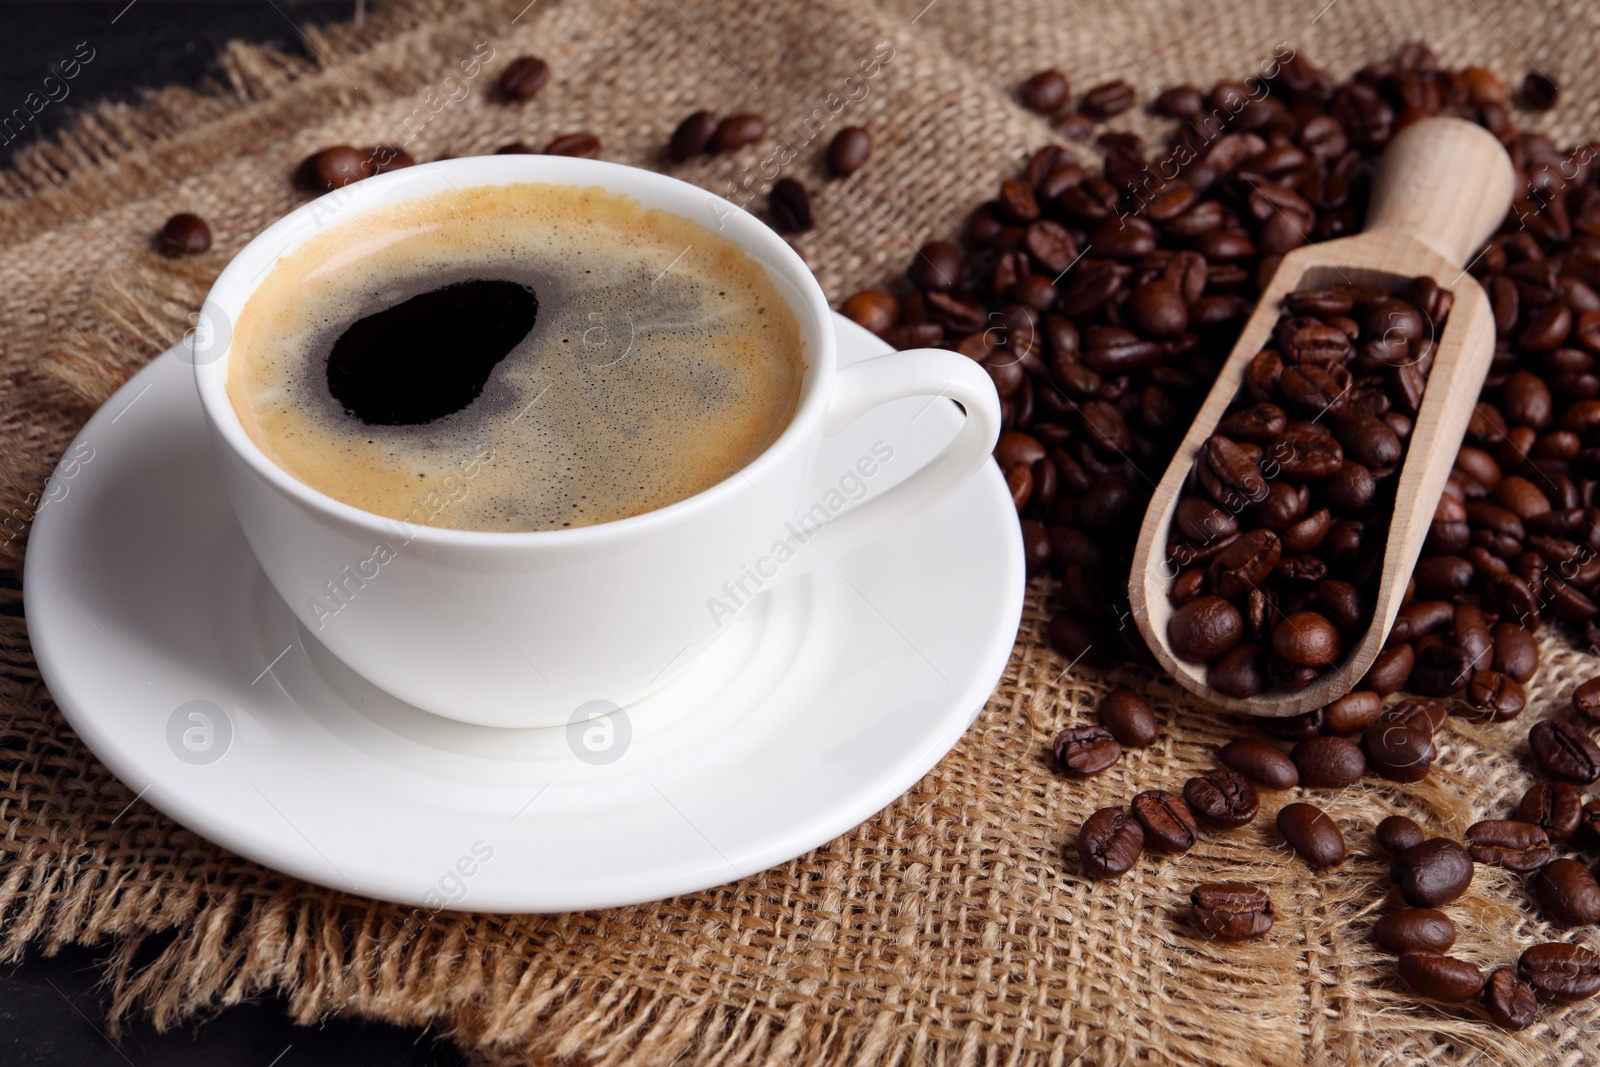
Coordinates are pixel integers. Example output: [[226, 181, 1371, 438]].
[[5, 0, 1600, 1063]]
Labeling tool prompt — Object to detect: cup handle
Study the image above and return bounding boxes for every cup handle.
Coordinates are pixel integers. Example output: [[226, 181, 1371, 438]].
[[784, 347, 1002, 571]]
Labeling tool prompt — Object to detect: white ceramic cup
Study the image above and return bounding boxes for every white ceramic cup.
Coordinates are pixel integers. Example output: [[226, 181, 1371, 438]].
[[192, 155, 1001, 728]]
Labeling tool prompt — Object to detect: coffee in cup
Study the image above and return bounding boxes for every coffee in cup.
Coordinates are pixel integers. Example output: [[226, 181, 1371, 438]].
[[226, 182, 806, 532]]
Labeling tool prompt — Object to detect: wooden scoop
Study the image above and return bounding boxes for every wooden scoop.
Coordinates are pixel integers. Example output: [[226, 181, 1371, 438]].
[[1129, 117, 1516, 716]]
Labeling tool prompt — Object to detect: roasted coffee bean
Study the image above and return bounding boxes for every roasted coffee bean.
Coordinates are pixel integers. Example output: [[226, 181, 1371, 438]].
[[157, 212, 211, 256], [1573, 676, 1600, 723], [1154, 84, 1204, 117], [1363, 644, 1416, 695], [998, 179, 1041, 223], [1312, 579, 1363, 630], [1391, 839, 1474, 907], [1269, 431, 1343, 480], [842, 291, 900, 336], [1171, 569, 1206, 603], [1047, 612, 1105, 665], [1319, 459, 1376, 510], [1131, 789, 1199, 853], [1323, 691, 1382, 734], [1126, 280, 1188, 339], [1077, 806, 1143, 879], [1464, 819, 1551, 872], [1407, 643, 1474, 696], [1399, 951, 1486, 1002], [1372, 908, 1456, 954], [1281, 364, 1354, 416], [1529, 719, 1600, 784], [1209, 644, 1266, 697], [544, 132, 602, 158], [711, 113, 766, 151], [911, 240, 963, 292], [1183, 767, 1260, 828], [826, 126, 871, 177], [1518, 781, 1584, 843], [668, 110, 719, 161], [1362, 722, 1435, 783], [1053, 111, 1096, 139], [1212, 529, 1282, 597], [1020, 70, 1070, 113], [1265, 658, 1320, 692], [1392, 600, 1454, 643], [769, 178, 816, 232], [298, 145, 371, 191], [1291, 735, 1366, 788], [1523, 71, 1560, 110], [1219, 403, 1287, 443], [1081, 79, 1136, 117], [1176, 496, 1240, 544], [1483, 967, 1539, 1030], [933, 292, 991, 334], [1218, 739, 1298, 789], [1097, 690, 1158, 747], [1459, 65, 1506, 106], [1272, 612, 1343, 668], [1494, 475, 1551, 518], [1463, 670, 1526, 720], [1190, 882, 1274, 940], [889, 316, 947, 350], [1582, 800, 1600, 846], [1255, 708, 1322, 742], [1168, 595, 1243, 662], [1021, 519, 1051, 573], [1277, 802, 1345, 867], [1378, 697, 1448, 737], [1492, 623, 1539, 682], [498, 56, 550, 100], [364, 145, 414, 173], [1519, 942, 1600, 1002], [1026, 220, 1079, 275], [1377, 815, 1426, 854], [1412, 556, 1474, 598], [1534, 859, 1600, 925], [1052, 725, 1122, 776], [1337, 415, 1402, 468]]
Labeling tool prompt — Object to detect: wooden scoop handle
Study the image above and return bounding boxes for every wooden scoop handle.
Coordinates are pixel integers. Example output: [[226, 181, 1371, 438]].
[[1364, 117, 1517, 267]]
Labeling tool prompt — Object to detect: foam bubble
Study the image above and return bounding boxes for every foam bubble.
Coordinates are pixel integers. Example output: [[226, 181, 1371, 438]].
[[227, 183, 806, 532]]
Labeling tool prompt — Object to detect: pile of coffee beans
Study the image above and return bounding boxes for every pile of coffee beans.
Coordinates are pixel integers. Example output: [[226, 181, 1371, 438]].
[[837, 44, 1600, 702], [832, 41, 1600, 1030], [1165, 279, 1449, 695]]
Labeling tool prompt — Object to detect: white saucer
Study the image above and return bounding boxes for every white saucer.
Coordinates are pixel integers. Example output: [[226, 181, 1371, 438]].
[[23, 314, 1024, 912]]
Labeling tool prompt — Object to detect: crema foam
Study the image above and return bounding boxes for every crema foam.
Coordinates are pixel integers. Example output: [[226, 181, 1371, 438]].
[[227, 182, 806, 532]]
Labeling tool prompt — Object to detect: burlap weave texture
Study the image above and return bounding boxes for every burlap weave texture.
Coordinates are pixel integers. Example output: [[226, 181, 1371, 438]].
[[4, 1, 1600, 1064]]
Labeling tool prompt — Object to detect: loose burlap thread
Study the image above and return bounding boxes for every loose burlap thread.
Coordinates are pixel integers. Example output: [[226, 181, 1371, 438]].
[[4, 1, 1600, 1063]]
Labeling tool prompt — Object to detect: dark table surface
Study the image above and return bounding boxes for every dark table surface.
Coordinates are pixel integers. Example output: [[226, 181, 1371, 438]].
[[4, 3, 471, 1063]]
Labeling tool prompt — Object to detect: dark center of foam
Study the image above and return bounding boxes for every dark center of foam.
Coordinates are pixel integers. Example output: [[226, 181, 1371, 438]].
[[325, 279, 537, 425]]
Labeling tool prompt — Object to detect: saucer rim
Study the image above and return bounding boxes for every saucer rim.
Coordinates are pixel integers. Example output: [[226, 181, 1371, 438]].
[[23, 313, 1026, 911]]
